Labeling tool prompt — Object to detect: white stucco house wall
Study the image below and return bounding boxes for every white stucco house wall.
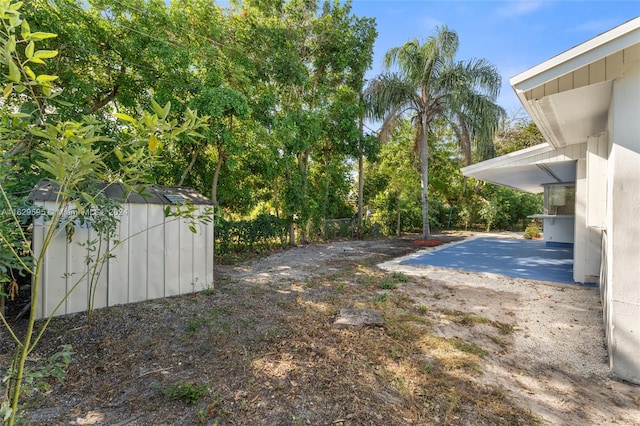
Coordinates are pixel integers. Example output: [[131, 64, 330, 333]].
[[461, 17, 640, 384]]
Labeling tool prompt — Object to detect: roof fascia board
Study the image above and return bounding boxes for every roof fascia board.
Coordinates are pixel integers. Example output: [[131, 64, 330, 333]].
[[510, 17, 640, 92], [460, 143, 554, 175]]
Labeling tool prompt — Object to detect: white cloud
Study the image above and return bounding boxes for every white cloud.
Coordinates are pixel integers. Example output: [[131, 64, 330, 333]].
[[496, 1, 545, 19], [421, 16, 446, 35], [570, 18, 620, 33]]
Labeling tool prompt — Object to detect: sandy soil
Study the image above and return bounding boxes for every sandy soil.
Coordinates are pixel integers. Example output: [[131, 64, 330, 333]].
[[2, 232, 639, 425], [379, 233, 640, 425]]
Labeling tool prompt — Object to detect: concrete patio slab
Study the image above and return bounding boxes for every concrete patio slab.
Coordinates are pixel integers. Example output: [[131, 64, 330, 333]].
[[400, 237, 592, 285]]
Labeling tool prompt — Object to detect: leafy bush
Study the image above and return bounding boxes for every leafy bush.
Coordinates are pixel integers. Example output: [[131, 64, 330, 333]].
[[216, 213, 289, 255], [155, 382, 208, 405], [523, 223, 541, 239]]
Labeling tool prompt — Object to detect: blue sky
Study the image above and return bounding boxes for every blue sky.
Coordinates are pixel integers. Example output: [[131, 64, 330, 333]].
[[348, 1, 639, 115]]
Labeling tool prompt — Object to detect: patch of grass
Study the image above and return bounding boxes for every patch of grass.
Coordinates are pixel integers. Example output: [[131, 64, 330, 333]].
[[421, 361, 434, 375], [262, 326, 283, 344], [377, 271, 410, 290], [492, 320, 515, 335], [378, 278, 397, 290], [441, 309, 490, 326], [200, 285, 217, 296], [155, 382, 208, 405], [417, 305, 429, 315], [451, 338, 489, 358], [187, 316, 209, 334], [390, 271, 409, 282], [373, 292, 389, 303]]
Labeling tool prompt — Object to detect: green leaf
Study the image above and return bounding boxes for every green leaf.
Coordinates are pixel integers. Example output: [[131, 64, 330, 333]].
[[28, 32, 57, 41], [82, 192, 96, 206], [113, 113, 136, 124], [6, 35, 16, 53], [162, 101, 171, 120], [114, 147, 124, 161], [3, 83, 13, 98], [20, 18, 30, 39], [188, 224, 197, 234], [24, 65, 35, 79], [33, 50, 58, 60], [35, 74, 58, 83], [149, 134, 159, 152], [9, 112, 31, 118], [28, 128, 52, 139], [25, 40, 34, 59], [9, 1, 24, 11], [8, 60, 20, 83], [51, 98, 73, 107], [151, 99, 164, 118]]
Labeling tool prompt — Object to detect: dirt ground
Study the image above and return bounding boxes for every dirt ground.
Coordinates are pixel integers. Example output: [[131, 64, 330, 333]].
[[2, 232, 640, 425]]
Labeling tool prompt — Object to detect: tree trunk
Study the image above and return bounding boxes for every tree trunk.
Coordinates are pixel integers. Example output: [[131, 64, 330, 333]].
[[289, 221, 296, 247], [298, 150, 310, 245], [178, 145, 205, 187], [357, 117, 365, 238], [357, 152, 364, 238], [211, 146, 225, 205], [456, 113, 473, 166], [273, 179, 280, 218], [419, 112, 431, 240]]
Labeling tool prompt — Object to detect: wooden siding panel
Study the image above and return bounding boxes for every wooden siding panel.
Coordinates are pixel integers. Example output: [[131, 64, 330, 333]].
[[179, 217, 194, 294], [44, 220, 69, 317], [558, 74, 573, 92], [128, 204, 148, 302], [624, 44, 640, 63], [544, 79, 559, 96], [31, 215, 46, 319], [146, 205, 166, 300], [606, 51, 624, 80], [192, 211, 207, 292], [531, 85, 545, 100], [206, 221, 214, 288], [90, 228, 110, 313], [589, 58, 606, 84], [164, 216, 181, 297], [108, 208, 130, 306], [524, 89, 533, 101], [574, 66, 589, 88], [66, 224, 90, 315]]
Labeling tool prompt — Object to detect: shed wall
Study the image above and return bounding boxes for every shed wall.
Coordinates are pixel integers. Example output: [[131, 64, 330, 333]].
[[32, 202, 214, 319]]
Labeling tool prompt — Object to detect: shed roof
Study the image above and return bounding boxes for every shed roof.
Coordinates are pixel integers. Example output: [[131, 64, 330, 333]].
[[29, 179, 212, 205]]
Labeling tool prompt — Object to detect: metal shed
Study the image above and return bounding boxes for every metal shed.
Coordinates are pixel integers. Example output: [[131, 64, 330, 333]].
[[29, 179, 214, 319]]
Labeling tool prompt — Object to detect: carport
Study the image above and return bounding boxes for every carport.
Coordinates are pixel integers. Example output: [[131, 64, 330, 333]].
[[400, 237, 594, 286]]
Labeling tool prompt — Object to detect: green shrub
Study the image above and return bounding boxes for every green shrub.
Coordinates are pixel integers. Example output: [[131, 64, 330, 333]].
[[155, 382, 208, 404], [523, 223, 541, 239]]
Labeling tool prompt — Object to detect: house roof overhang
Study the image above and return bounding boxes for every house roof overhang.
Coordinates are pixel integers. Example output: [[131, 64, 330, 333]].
[[462, 17, 640, 192], [511, 17, 640, 148], [461, 143, 577, 193]]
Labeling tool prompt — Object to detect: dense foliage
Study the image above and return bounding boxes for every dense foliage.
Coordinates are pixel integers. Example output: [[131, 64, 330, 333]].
[[4, 0, 542, 252]]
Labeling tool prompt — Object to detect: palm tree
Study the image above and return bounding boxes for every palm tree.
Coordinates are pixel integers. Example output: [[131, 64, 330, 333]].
[[365, 26, 504, 239]]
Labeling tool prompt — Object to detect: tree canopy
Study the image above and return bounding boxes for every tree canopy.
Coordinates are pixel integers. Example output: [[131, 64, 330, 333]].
[[4, 0, 540, 248]]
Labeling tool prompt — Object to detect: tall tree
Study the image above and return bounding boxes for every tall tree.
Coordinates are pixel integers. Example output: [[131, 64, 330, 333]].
[[366, 26, 503, 239]]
